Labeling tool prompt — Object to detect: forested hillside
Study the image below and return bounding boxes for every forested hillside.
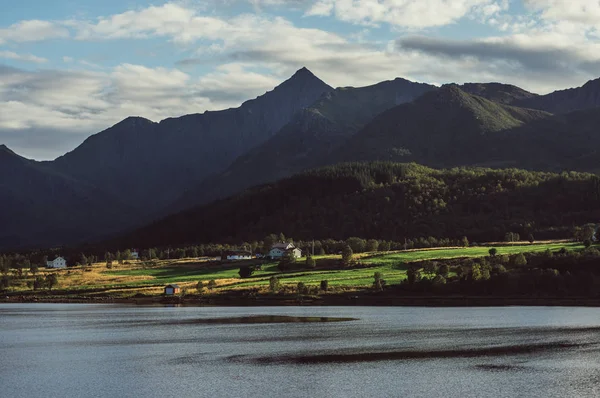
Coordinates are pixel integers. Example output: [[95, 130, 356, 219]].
[[118, 162, 600, 248]]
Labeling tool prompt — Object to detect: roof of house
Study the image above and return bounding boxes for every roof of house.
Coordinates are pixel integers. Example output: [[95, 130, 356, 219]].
[[271, 242, 294, 250], [165, 284, 180, 289]]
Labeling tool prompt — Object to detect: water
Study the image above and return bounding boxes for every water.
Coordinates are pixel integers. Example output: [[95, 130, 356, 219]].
[[1, 304, 600, 398]]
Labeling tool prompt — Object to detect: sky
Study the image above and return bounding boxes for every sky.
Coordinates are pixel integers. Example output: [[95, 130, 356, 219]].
[[2, 0, 600, 159]]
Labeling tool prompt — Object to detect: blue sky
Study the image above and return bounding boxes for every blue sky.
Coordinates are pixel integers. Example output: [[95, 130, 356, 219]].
[[2, 0, 600, 159]]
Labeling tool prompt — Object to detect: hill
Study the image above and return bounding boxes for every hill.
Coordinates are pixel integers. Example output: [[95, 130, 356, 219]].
[[50, 67, 332, 215], [515, 77, 600, 113], [0, 145, 139, 249], [115, 162, 600, 248], [334, 85, 552, 167], [456, 82, 537, 104], [172, 78, 436, 210]]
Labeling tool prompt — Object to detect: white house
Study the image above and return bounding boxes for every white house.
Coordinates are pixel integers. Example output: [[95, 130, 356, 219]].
[[131, 249, 139, 260], [226, 251, 253, 261], [269, 243, 302, 259], [47, 256, 67, 269]]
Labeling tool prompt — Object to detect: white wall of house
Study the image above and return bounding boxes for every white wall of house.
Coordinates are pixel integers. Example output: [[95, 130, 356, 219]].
[[47, 257, 67, 268], [131, 251, 139, 260], [269, 248, 285, 258]]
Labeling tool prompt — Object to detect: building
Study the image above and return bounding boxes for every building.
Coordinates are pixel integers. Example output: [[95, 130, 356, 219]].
[[225, 251, 253, 261], [268, 243, 302, 259], [46, 256, 67, 269], [131, 249, 139, 260], [164, 284, 181, 295]]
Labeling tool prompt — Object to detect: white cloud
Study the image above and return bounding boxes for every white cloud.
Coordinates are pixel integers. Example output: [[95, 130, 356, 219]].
[[0, 51, 47, 64], [525, 0, 600, 25], [0, 20, 69, 44], [306, 0, 506, 28]]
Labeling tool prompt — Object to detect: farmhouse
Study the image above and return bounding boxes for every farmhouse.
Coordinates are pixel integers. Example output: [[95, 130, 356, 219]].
[[225, 251, 253, 261], [268, 243, 302, 259], [131, 249, 139, 260], [46, 256, 67, 269], [164, 284, 181, 295]]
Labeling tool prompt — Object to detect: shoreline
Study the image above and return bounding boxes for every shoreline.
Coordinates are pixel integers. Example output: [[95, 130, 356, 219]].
[[4, 292, 600, 307]]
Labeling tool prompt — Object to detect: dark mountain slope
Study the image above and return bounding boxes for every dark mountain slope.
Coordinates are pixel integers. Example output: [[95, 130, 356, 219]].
[[0, 145, 139, 249], [515, 77, 600, 113], [50, 67, 332, 214], [335, 85, 552, 167], [114, 162, 600, 248], [172, 78, 436, 210], [456, 82, 537, 104]]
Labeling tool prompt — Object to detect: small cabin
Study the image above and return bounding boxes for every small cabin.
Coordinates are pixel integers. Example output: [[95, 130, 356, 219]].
[[164, 284, 181, 295], [47, 256, 67, 269]]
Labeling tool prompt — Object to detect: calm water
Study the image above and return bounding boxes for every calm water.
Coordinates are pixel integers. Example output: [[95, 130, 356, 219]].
[[2, 304, 600, 398]]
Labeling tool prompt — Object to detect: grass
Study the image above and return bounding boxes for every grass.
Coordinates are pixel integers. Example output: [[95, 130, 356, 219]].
[[7, 242, 584, 295]]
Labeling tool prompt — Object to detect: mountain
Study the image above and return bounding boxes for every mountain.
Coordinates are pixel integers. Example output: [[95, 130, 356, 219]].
[[334, 85, 552, 167], [113, 162, 600, 248], [514, 77, 600, 113], [172, 78, 436, 211], [50, 67, 333, 215], [456, 82, 537, 104], [0, 145, 139, 249]]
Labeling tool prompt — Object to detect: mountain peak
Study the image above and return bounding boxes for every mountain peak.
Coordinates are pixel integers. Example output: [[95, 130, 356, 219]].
[[0, 144, 16, 156]]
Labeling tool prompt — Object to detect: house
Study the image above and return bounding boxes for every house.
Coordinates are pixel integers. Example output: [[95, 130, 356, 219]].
[[268, 243, 302, 259], [164, 284, 181, 295], [46, 256, 67, 269], [225, 251, 253, 261], [131, 249, 139, 260]]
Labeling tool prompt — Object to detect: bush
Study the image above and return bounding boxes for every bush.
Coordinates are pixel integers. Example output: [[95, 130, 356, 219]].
[[373, 272, 386, 291], [207, 280, 217, 290], [488, 248, 498, 257], [269, 276, 280, 293], [297, 282, 309, 295], [306, 256, 316, 269], [197, 281, 205, 294], [238, 266, 255, 278], [512, 253, 528, 267], [320, 280, 329, 291], [341, 245, 353, 266], [584, 239, 592, 248]]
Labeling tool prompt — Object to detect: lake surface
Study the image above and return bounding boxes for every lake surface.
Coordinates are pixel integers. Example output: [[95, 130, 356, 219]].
[[2, 304, 600, 397]]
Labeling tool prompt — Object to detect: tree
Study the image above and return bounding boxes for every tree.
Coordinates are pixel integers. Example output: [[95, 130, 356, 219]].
[[306, 255, 316, 269], [422, 261, 438, 277], [504, 232, 520, 243], [207, 280, 217, 290], [527, 234, 535, 243], [438, 264, 449, 278], [278, 250, 296, 271], [584, 239, 592, 248], [0, 275, 11, 290], [238, 266, 255, 278], [196, 281, 205, 294], [320, 280, 329, 292], [106, 260, 113, 269], [366, 239, 379, 252], [122, 249, 132, 261], [45, 274, 58, 291], [0, 257, 8, 275], [489, 248, 498, 257], [460, 236, 469, 247], [378, 241, 390, 252], [512, 253, 528, 267], [346, 237, 366, 253], [33, 276, 45, 290], [297, 282, 308, 295], [341, 245, 354, 266], [269, 276, 281, 293], [30, 263, 39, 275], [407, 267, 421, 284], [373, 272, 386, 291], [433, 275, 447, 285], [80, 253, 88, 266]]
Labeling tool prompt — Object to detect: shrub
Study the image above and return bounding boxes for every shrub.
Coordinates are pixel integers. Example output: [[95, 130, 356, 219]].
[[207, 280, 217, 290], [488, 248, 498, 257], [373, 272, 386, 291], [320, 280, 329, 292], [238, 266, 255, 278], [341, 245, 354, 266], [297, 282, 309, 295], [197, 281, 205, 294], [306, 256, 316, 269], [269, 276, 280, 293]]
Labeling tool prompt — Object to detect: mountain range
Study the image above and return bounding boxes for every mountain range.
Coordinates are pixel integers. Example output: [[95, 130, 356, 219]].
[[4, 68, 600, 249]]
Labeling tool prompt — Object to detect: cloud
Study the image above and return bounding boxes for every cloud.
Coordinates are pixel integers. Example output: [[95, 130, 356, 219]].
[[0, 20, 69, 44], [524, 0, 600, 25], [306, 0, 506, 28], [0, 51, 47, 64]]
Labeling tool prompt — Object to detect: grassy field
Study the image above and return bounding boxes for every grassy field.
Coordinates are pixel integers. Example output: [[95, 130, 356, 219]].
[[9, 242, 583, 296]]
